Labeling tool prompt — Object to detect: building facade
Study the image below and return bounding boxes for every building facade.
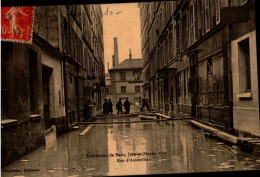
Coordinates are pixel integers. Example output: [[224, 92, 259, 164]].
[[139, 0, 258, 136], [1, 4, 105, 167], [107, 53, 143, 111], [60, 5, 105, 125]]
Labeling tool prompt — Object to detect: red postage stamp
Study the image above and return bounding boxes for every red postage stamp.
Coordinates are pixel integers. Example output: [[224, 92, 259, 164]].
[[1, 6, 35, 43]]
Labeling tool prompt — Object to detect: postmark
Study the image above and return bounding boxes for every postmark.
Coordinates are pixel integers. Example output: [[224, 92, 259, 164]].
[[1, 6, 35, 43]]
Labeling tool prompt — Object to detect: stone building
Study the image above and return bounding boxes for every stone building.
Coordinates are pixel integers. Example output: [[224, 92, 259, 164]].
[[139, 0, 258, 135], [60, 5, 105, 124], [229, 1, 258, 136], [1, 4, 105, 167], [107, 51, 143, 112]]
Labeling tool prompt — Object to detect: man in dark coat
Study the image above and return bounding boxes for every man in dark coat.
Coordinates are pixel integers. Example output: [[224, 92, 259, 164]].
[[123, 97, 131, 114], [103, 99, 109, 114], [84, 98, 91, 120], [116, 98, 122, 115], [108, 99, 113, 114]]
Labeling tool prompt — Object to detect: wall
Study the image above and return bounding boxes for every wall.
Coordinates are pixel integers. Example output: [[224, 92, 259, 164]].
[[231, 30, 260, 136], [41, 49, 66, 134], [1, 43, 45, 167]]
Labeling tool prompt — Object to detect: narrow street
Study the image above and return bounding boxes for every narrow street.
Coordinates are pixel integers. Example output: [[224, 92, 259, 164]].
[[2, 115, 260, 176], [1, 1, 260, 177]]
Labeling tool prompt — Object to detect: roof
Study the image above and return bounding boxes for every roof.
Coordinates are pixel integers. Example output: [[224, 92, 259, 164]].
[[109, 59, 142, 71]]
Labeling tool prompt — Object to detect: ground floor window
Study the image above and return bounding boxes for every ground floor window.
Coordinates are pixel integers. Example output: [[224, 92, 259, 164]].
[[135, 85, 141, 93], [238, 37, 251, 93], [121, 86, 126, 93]]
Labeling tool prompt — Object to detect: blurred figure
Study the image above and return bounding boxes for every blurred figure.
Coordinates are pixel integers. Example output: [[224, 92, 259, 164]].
[[108, 99, 113, 114], [140, 95, 150, 112], [123, 97, 131, 114], [116, 98, 122, 115], [103, 99, 109, 114], [90, 98, 96, 118], [84, 98, 91, 120]]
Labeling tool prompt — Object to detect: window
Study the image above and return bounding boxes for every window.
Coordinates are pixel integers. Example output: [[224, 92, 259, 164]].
[[175, 21, 180, 50], [207, 58, 213, 105], [207, 58, 213, 76], [212, 55, 224, 106], [199, 0, 205, 37], [121, 86, 126, 93], [205, 0, 210, 32], [189, 5, 195, 45], [169, 32, 173, 59], [238, 38, 251, 92], [133, 71, 141, 80], [135, 86, 141, 93], [215, 0, 221, 24], [120, 72, 125, 80], [182, 14, 187, 50], [194, 0, 199, 41]]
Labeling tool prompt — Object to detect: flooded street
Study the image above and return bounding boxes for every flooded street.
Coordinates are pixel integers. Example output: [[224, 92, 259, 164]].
[[2, 116, 260, 176]]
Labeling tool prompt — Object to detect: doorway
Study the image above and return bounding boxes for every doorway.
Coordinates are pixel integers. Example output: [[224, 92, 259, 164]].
[[42, 65, 53, 130]]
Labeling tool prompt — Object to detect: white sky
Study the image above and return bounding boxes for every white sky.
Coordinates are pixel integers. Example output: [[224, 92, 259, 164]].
[[101, 3, 142, 73]]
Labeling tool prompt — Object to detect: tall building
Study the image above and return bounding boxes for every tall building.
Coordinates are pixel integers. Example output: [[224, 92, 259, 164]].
[[139, 0, 258, 136], [107, 50, 143, 112], [1, 4, 105, 167]]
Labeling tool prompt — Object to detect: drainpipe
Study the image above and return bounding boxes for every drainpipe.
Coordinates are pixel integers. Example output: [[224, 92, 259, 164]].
[[227, 23, 234, 133], [62, 56, 69, 131]]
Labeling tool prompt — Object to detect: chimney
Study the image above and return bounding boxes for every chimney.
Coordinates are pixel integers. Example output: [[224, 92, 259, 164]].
[[107, 62, 109, 72], [113, 37, 119, 66], [129, 48, 132, 60]]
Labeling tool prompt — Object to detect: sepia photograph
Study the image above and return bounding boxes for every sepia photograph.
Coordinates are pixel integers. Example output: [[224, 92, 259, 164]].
[[1, 0, 260, 176]]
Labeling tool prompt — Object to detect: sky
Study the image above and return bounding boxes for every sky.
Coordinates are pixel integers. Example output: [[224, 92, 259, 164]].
[[101, 3, 142, 73]]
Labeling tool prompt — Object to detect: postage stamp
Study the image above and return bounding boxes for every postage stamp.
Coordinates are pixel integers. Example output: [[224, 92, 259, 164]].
[[1, 6, 35, 43]]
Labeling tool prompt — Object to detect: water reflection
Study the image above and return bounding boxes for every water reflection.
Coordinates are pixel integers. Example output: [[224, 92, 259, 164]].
[[2, 117, 260, 177]]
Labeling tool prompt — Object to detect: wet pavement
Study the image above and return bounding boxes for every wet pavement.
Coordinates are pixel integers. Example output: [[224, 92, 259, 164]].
[[2, 115, 260, 176]]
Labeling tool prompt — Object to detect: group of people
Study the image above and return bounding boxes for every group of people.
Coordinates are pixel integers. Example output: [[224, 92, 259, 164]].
[[103, 98, 132, 115], [103, 96, 151, 115], [116, 98, 131, 115]]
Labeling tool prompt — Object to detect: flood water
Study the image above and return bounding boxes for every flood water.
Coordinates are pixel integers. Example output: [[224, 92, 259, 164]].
[[2, 116, 260, 176]]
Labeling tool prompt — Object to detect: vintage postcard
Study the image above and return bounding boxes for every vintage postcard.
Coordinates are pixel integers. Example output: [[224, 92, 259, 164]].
[[1, 0, 260, 176]]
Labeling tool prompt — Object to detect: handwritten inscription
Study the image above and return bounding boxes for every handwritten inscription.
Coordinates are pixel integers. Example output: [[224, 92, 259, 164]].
[[1, 6, 34, 43], [103, 7, 123, 16]]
